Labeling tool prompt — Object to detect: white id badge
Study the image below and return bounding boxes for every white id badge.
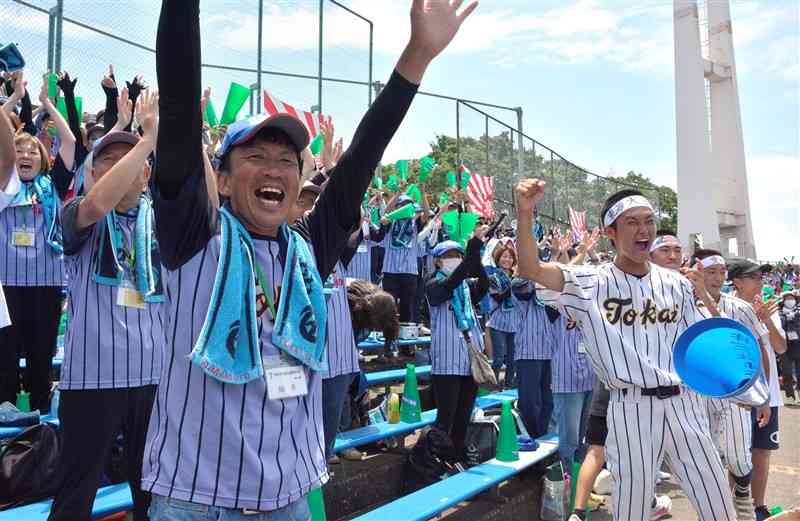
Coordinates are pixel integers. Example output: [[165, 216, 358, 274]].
[[357, 243, 368, 253], [264, 355, 308, 399], [577, 341, 587, 354], [789, 331, 799, 341], [11, 228, 35, 247], [116, 282, 145, 309]]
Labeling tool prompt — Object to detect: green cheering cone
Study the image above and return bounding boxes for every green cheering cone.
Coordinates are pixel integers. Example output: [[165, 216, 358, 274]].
[[16, 389, 30, 413], [446, 170, 457, 189], [419, 155, 435, 182], [441, 210, 478, 247], [46, 73, 58, 99], [309, 133, 324, 156], [307, 487, 327, 521], [395, 159, 409, 181], [400, 364, 422, 423], [384, 203, 415, 222], [406, 183, 422, 204], [219, 82, 250, 125], [495, 400, 519, 462], [203, 97, 219, 127]]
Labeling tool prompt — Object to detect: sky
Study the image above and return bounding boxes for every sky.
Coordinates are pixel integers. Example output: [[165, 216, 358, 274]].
[[3, 0, 798, 260]]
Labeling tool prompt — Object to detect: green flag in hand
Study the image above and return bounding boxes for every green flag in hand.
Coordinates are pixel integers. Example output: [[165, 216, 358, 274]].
[[419, 156, 435, 182], [204, 98, 219, 127], [219, 82, 250, 125], [396, 159, 409, 181], [309, 133, 324, 156], [446, 170, 457, 188], [387, 174, 399, 193], [438, 192, 449, 206], [406, 183, 422, 204], [372, 176, 383, 190], [441, 210, 478, 247]]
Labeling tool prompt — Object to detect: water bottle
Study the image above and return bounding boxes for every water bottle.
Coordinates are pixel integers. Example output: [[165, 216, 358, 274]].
[[50, 386, 60, 418]]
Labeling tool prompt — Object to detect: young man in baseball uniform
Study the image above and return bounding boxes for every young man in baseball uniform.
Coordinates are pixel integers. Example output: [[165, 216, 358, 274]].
[[515, 179, 736, 521], [692, 250, 773, 521], [728, 258, 787, 521]]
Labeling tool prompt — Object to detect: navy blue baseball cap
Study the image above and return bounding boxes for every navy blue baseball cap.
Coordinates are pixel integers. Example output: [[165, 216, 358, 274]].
[[432, 240, 464, 258], [214, 113, 310, 169]]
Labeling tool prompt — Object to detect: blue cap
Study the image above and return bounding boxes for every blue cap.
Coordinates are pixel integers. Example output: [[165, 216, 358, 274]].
[[396, 195, 413, 205], [214, 113, 310, 169], [432, 240, 464, 258]]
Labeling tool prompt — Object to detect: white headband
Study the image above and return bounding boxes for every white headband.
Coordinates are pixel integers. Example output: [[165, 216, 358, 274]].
[[700, 255, 726, 269], [650, 235, 681, 253], [603, 195, 654, 227]]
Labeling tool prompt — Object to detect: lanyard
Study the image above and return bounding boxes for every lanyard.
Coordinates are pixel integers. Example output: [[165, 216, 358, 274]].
[[253, 259, 278, 323]]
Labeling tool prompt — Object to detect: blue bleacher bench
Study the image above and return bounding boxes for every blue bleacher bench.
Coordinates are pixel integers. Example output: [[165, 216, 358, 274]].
[[352, 433, 559, 521], [358, 335, 431, 351], [363, 365, 432, 386], [0, 483, 133, 521], [0, 415, 60, 440]]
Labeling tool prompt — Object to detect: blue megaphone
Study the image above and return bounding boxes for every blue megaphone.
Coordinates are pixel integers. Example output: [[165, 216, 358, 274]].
[[674, 317, 769, 407], [0, 43, 25, 73]]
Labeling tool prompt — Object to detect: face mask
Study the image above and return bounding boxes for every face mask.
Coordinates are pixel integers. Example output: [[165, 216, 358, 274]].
[[785, 299, 796, 309], [440, 258, 461, 275]]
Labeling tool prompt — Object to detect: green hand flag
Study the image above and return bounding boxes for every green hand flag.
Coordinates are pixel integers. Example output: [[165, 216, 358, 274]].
[[396, 159, 409, 181], [387, 174, 399, 193], [446, 170, 457, 188], [406, 183, 422, 204], [441, 210, 478, 247], [419, 156, 435, 182], [219, 82, 250, 125], [309, 133, 324, 156]]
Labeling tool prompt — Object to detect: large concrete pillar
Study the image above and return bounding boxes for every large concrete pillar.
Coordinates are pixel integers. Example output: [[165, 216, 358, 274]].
[[674, 1, 721, 252], [706, 1, 757, 258]]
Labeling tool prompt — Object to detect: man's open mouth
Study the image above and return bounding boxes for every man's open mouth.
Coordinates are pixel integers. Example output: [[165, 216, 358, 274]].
[[255, 186, 285, 206]]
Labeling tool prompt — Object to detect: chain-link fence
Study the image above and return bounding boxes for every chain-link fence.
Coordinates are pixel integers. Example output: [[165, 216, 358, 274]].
[[4, 0, 662, 231], [455, 100, 662, 230]]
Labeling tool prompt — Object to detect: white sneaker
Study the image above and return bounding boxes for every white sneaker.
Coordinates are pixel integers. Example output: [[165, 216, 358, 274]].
[[734, 494, 756, 521], [341, 447, 365, 461], [649, 495, 672, 521]]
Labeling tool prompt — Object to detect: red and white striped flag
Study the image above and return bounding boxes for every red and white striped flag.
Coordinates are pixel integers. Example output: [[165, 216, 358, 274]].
[[262, 89, 327, 138], [463, 165, 495, 219], [568, 206, 587, 241]]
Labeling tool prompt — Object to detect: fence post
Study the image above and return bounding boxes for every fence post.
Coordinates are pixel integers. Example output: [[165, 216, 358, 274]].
[[256, 0, 264, 113], [515, 107, 524, 176], [317, 0, 324, 113], [54, 0, 64, 72], [456, 100, 460, 165], [47, 7, 56, 71]]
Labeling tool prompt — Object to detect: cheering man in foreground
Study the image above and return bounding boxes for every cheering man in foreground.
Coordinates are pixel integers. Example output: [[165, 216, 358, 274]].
[[142, 0, 476, 518]]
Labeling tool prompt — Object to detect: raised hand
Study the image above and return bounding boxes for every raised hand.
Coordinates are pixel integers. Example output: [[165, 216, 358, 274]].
[[753, 296, 778, 324], [514, 178, 546, 216], [114, 87, 132, 132], [38, 81, 50, 105], [10, 70, 26, 101], [57, 71, 77, 94], [200, 86, 211, 116], [683, 261, 707, 294], [126, 75, 147, 98], [101, 64, 116, 90], [136, 89, 158, 143], [320, 116, 336, 171], [409, 0, 478, 62], [332, 137, 343, 165]]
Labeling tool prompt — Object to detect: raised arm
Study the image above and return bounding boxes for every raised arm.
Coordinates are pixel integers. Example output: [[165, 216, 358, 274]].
[[38, 81, 76, 171], [154, 0, 203, 200], [56, 72, 84, 156], [102, 65, 119, 131], [0, 107, 15, 189], [74, 91, 158, 229], [515, 179, 566, 291]]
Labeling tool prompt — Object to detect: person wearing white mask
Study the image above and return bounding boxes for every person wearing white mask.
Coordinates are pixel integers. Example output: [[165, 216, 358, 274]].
[[779, 291, 800, 405], [425, 233, 489, 460]]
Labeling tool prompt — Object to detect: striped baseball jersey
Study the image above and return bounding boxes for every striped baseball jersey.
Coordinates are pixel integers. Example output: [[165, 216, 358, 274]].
[[379, 219, 421, 275], [486, 269, 520, 333], [426, 275, 487, 377], [513, 279, 554, 360], [537, 263, 707, 391], [59, 198, 164, 390], [550, 315, 595, 393], [323, 261, 359, 379], [346, 240, 372, 281], [0, 189, 64, 287]]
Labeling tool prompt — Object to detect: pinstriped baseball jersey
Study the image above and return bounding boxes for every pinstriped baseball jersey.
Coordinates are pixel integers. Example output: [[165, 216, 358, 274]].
[[0, 201, 64, 287], [59, 199, 164, 390], [346, 240, 372, 281], [486, 271, 520, 333], [322, 261, 359, 379], [513, 280, 553, 361], [381, 220, 420, 275], [537, 263, 707, 391], [141, 236, 328, 512], [551, 316, 595, 393], [427, 287, 485, 377]]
